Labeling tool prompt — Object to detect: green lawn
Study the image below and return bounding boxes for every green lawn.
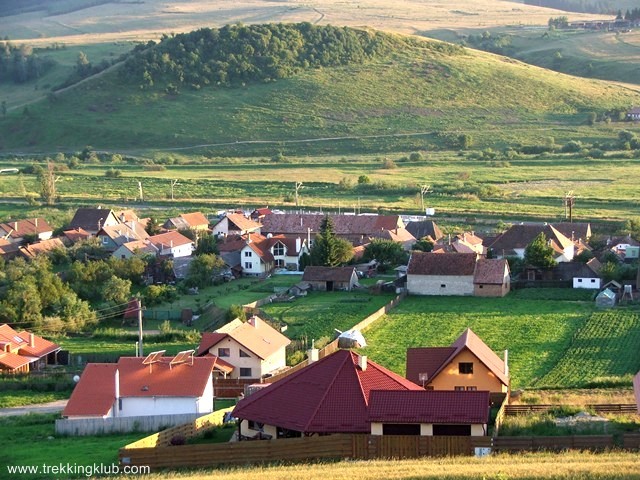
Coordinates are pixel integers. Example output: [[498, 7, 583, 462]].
[[361, 293, 595, 389], [0, 391, 70, 409], [261, 290, 396, 342]]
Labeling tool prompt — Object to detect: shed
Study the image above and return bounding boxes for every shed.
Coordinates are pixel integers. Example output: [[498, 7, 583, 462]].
[[302, 266, 358, 292], [595, 288, 616, 308]]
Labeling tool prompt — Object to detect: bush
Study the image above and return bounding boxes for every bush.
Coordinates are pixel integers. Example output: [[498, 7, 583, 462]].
[[409, 152, 424, 161], [227, 304, 246, 322], [104, 168, 122, 178], [381, 158, 397, 169]]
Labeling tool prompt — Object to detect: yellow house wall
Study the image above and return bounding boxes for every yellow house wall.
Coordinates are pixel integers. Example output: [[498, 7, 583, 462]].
[[427, 349, 507, 393]]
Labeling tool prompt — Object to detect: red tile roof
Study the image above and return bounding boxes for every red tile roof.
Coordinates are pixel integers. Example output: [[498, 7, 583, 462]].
[[408, 252, 477, 276], [0, 218, 53, 239], [406, 328, 508, 387], [148, 231, 193, 249], [197, 317, 290, 360], [19, 238, 66, 259], [0, 351, 32, 370], [368, 390, 490, 424], [232, 350, 422, 434], [473, 259, 509, 285], [63, 227, 91, 243], [180, 212, 209, 228], [63, 356, 216, 417], [0, 324, 60, 364]]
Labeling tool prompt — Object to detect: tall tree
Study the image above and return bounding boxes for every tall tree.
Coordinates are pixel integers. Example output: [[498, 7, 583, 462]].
[[39, 161, 58, 205], [524, 233, 556, 269], [309, 216, 353, 266]]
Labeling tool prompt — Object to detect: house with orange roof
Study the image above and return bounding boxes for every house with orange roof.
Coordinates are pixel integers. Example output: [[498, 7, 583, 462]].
[[406, 328, 509, 396], [196, 316, 290, 379], [232, 349, 490, 439], [212, 212, 262, 237], [164, 212, 210, 231], [62, 353, 216, 419], [62, 227, 92, 245], [18, 238, 66, 260], [112, 239, 159, 260], [0, 324, 60, 373], [148, 231, 194, 258], [0, 217, 53, 244]]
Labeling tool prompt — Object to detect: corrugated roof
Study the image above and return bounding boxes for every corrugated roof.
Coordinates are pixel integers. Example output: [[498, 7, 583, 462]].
[[407, 252, 477, 276], [232, 350, 422, 434], [368, 390, 490, 424]]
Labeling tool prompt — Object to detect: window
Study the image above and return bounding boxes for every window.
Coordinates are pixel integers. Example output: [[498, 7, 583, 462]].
[[275, 259, 285, 268], [440, 284, 446, 288], [239, 349, 250, 358], [218, 348, 230, 357], [244, 251, 252, 257], [273, 243, 285, 256], [578, 279, 583, 283], [591, 279, 596, 283], [466, 386, 477, 391], [244, 262, 252, 269], [454, 386, 465, 391], [240, 367, 252, 377], [459, 362, 474, 374], [118, 398, 123, 411], [101, 236, 109, 244]]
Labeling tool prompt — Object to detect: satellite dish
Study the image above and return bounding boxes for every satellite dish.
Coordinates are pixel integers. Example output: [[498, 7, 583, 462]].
[[73, 375, 80, 383]]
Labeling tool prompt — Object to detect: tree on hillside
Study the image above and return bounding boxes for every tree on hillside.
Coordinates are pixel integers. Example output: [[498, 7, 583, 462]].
[[524, 233, 556, 269], [310, 216, 353, 266]]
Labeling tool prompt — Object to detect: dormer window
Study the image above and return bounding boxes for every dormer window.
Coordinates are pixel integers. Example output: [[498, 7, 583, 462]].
[[273, 243, 285, 256]]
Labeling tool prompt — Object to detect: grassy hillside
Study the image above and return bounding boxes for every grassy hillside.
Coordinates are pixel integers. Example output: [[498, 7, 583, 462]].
[[0, 26, 638, 154], [361, 293, 640, 390], [426, 27, 640, 86]]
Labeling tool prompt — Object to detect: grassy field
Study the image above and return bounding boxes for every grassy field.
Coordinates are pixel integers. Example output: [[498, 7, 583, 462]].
[[261, 290, 395, 341], [359, 292, 640, 390]]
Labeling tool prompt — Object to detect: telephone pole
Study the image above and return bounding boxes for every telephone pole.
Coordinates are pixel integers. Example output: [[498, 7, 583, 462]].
[[137, 298, 143, 357]]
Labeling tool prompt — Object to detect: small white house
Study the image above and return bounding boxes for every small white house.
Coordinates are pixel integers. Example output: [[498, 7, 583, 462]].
[[148, 231, 194, 258], [62, 354, 216, 419]]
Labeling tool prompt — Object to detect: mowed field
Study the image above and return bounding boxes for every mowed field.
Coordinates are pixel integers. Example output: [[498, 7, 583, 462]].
[[361, 293, 640, 390], [0, 0, 601, 46]]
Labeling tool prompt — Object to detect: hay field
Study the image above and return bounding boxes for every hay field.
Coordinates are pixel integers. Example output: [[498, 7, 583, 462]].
[[0, 0, 602, 46]]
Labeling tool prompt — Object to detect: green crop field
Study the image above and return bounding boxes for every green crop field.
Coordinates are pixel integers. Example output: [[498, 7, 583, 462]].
[[359, 293, 640, 390]]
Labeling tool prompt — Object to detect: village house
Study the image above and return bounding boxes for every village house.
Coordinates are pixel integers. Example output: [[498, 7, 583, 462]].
[[553, 258, 602, 289], [62, 227, 92, 245], [147, 231, 194, 258], [97, 222, 149, 252], [62, 353, 216, 419], [489, 224, 575, 262], [212, 213, 262, 237], [232, 349, 489, 440], [406, 328, 509, 396], [260, 213, 415, 249], [112, 239, 159, 260], [0, 218, 53, 244], [196, 316, 290, 379], [250, 207, 272, 221], [405, 220, 444, 243], [68, 208, 121, 235], [473, 258, 511, 297], [18, 238, 66, 260], [0, 324, 60, 373], [302, 266, 359, 291], [163, 212, 210, 232]]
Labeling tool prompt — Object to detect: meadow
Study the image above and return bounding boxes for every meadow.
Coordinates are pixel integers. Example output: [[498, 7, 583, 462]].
[[360, 292, 640, 390]]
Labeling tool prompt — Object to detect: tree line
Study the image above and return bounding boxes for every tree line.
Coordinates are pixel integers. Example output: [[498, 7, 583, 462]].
[[0, 41, 55, 84], [525, 0, 620, 14], [118, 23, 399, 92]]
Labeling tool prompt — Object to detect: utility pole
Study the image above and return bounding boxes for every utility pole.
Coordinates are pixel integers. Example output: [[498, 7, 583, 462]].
[[170, 179, 179, 201], [420, 185, 431, 212], [564, 191, 575, 223], [294, 182, 303, 209], [137, 298, 143, 357], [138, 181, 144, 202]]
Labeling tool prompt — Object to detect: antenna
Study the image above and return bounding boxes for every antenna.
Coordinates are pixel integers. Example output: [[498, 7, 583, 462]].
[[142, 350, 165, 372], [418, 372, 429, 388], [170, 349, 195, 368]]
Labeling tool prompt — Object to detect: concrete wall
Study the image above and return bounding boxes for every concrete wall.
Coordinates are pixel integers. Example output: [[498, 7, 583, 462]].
[[407, 274, 474, 296], [56, 413, 203, 436], [574, 277, 601, 289], [427, 349, 507, 394], [120, 397, 199, 417]]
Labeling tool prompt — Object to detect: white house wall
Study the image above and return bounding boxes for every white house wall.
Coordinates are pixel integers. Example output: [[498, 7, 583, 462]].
[[160, 244, 193, 258], [260, 345, 287, 377], [240, 246, 266, 275], [208, 337, 264, 379], [407, 274, 474, 296], [573, 277, 601, 289], [118, 396, 200, 417]]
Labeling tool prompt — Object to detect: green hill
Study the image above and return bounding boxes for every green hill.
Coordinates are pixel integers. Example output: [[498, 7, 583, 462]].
[[0, 23, 638, 155]]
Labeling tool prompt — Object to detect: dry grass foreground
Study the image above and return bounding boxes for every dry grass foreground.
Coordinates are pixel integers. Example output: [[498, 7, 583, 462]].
[[2, 0, 603, 46], [113, 451, 640, 480]]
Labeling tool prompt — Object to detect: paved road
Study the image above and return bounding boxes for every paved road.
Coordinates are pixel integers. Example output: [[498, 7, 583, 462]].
[[0, 399, 68, 417]]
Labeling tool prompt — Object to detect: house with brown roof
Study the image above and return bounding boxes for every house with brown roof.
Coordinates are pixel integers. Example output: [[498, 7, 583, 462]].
[[147, 231, 194, 258], [62, 227, 91, 245], [164, 212, 210, 232], [18, 238, 66, 260], [406, 328, 509, 396], [552, 222, 592, 242], [0, 324, 60, 373], [62, 353, 216, 419], [407, 252, 478, 296], [196, 316, 290, 379], [112, 239, 159, 260], [302, 266, 359, 291], [0, 218, 53, 244], [68, 208, 121, 235], [97, 222, 149, 252], [489, 224, 575, 262], [212, 213, 262, 237], [260, 213, 414, 249], [405, 220, 444, 243], [232, 349, 490, 439], [474, 258, 510, 297]]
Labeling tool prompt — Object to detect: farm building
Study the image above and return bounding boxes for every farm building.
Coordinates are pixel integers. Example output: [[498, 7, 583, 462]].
[[0, 324, 61, 373], [62, 352, 216, 419], [196, 316, 290, 379], [302, 266, 359, 291], [406, 328, 509, 396], [407, 252, 477, 296], [553, 258, 602, 289], [473, 258, 510, 297]]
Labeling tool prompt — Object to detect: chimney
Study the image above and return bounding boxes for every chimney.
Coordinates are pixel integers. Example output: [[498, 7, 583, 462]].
[[295, 237, 301, 253], [29, 333, 35, 348], [34, 218, 38, 228], [114, 369, 120, 416], [247, 315, 258, 327], [307, 339, 319, 364], [504, 350, 509, 377], [357, 355, 367, 371], [246, 232, 252, 244], [14, 222, 18, 232]]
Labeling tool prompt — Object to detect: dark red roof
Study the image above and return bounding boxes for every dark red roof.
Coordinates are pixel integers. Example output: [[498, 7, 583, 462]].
[[406, 347, 456, 385], [232, 350, 422, 434], [473, 259, 509, 285], [407, 252, 477, 276], [368, 390, 490, 424]]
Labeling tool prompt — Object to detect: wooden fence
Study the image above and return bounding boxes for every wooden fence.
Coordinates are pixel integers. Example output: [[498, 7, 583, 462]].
[[505, 404, 638, 416], [623, 434, 640, 449], [264, 293, 405, 384], [120, 434, 487, 470]]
